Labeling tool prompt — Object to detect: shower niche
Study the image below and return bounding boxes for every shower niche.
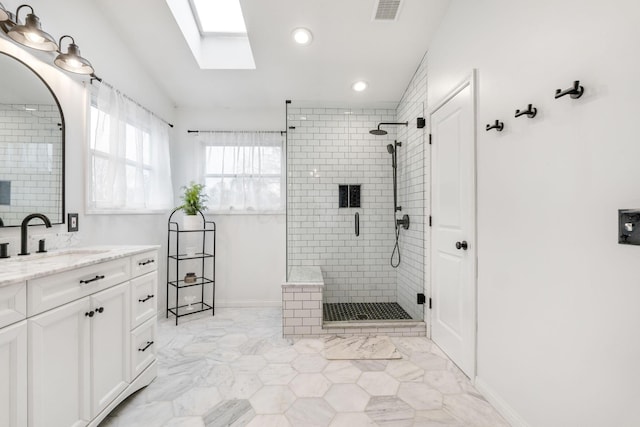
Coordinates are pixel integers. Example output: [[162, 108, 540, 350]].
[[338, 184, 360, 208]]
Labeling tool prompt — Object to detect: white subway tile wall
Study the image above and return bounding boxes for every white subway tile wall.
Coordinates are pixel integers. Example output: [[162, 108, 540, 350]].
[[0, 104, 63, 224], [286, 101, 426, 321], [287, 107, 399, 305]]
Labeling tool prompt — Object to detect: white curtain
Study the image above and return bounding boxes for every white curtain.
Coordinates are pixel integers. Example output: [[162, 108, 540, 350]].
[[198, 131, 284, 212], [88, 82, 173, 212]]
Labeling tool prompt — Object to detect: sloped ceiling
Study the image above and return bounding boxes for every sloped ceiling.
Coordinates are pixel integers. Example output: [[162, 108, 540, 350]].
[[95, 0, 450, 109]]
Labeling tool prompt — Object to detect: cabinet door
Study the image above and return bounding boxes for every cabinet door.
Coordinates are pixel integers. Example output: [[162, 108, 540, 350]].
[[0, 321, 27, 427], [91, 282, 131, 417], [29, 298, 91, 427]]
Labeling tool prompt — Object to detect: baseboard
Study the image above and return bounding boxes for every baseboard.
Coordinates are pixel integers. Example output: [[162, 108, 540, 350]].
[[474, 377, 530, 427], [215, 300, 282, 308]]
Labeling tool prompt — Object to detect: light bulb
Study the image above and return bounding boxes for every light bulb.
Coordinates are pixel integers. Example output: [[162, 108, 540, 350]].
[[292, 28, 313, 45]]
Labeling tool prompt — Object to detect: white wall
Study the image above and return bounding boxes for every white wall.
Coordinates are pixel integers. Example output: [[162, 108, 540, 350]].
[[427, 1, 640, 425], [172, 107, 285, 307], [0, 0, 175, 311]]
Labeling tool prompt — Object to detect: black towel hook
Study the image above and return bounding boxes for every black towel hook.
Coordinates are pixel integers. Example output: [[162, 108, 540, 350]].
[[515, 104, 537, 119], [555, 80, 584, 99], [486, 120, 504, 132]]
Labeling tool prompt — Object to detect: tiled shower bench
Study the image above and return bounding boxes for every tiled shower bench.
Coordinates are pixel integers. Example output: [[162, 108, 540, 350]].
[[282, 266, 426, 339]]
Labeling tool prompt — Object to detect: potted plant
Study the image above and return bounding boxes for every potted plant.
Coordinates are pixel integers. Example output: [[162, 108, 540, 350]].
[[179, 182, 208, 231]]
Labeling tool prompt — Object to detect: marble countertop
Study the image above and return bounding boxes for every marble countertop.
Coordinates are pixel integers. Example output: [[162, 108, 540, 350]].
[[0, 245, 159, 287], [284, 266, 324, 286]]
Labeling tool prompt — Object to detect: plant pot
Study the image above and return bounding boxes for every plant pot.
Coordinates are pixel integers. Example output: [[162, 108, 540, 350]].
[[182, 214, 201, 231], [182, 214, 201, 256]]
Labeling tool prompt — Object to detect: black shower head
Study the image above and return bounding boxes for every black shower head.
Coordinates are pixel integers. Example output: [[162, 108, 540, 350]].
[[369, 121, 409, 136], [387, 144, 395, 154]]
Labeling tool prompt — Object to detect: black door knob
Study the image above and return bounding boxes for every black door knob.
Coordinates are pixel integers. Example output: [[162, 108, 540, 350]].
[[455, 241, 468, 250]]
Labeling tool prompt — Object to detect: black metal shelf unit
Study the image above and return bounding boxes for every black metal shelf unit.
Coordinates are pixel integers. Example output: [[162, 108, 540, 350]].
[[167, 208, 216, 325]]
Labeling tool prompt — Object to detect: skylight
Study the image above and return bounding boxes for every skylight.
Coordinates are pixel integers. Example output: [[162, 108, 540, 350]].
[[191, 0, 247, 34]]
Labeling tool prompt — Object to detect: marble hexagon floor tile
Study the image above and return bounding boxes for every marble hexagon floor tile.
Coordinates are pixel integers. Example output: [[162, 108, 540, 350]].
[[99, 307, 510, 427]]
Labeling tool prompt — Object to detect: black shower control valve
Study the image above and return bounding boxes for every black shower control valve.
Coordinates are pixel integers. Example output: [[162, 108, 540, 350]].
[[396, 214, 410, 230], [455, 241, 468, 250]]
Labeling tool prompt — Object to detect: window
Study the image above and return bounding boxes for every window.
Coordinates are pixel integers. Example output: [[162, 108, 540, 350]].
[[190, 0, 247, 35], [87, 83, 173, 212], [199, 131, 284, 212]]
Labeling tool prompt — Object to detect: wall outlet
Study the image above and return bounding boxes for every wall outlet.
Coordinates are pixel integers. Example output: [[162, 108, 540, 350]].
[[68, 213, 79, 232]]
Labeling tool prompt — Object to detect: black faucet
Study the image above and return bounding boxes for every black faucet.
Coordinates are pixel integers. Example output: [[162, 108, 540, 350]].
[[19, 213, 52, 256]]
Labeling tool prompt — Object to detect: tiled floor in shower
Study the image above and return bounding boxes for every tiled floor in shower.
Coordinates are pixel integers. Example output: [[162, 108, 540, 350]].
[[323, 302, 413, 321]]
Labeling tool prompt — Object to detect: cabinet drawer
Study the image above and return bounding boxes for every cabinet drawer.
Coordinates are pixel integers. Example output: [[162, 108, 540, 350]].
[[130, 317, 156, 379], [131, 272, 157, 329], [28, 258, 131, 316], [0, 281, 26, 329], [131, 251, 158, 278]]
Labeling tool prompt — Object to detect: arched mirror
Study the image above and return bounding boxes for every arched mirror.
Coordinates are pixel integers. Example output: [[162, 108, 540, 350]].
[[0, 52, 64, 227]]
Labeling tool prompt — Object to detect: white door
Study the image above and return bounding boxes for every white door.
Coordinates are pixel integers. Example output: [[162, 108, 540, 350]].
[[430, 78, 477, 378], [0, 321, 27, 427], [91, 282, 131, 417], [29, 298, 91, 427]]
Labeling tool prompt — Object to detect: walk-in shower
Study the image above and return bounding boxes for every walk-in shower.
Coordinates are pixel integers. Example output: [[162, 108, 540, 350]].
[[286, 104, 425, 323]]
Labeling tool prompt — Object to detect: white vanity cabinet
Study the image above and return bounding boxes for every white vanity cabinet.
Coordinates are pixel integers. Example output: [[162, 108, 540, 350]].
[[0, 247, 159, 427]]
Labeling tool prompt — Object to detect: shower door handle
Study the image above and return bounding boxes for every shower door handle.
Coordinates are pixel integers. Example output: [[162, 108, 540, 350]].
[[355, 212, 360, 237]]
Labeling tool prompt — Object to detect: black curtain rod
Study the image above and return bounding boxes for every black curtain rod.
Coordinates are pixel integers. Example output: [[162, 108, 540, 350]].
[[90, 77, 174, 128], [188, 130, 286, 135]]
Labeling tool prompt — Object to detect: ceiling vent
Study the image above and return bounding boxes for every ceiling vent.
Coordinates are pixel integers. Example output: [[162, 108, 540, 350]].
[[373, 0, 402, 21]]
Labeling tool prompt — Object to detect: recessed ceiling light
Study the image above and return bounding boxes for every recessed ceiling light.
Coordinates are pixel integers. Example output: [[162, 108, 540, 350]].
[[352, 81, 368, 92], [292, 28, 313, 45]]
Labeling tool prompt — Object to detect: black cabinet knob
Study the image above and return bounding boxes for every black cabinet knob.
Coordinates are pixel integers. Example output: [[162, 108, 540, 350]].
[[455, 241, 468, 250], [85, 311, 94, 317], [96, 307, 104, 314]]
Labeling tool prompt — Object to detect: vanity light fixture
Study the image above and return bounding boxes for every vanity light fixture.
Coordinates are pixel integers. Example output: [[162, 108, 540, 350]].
[[0, 2, 12, 22], [352, 80, 368, 92], [292, 27, 313, 45], [54, 35, 94, 75], [0, 3, 99, 78], [7, 4, 57, 51]]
